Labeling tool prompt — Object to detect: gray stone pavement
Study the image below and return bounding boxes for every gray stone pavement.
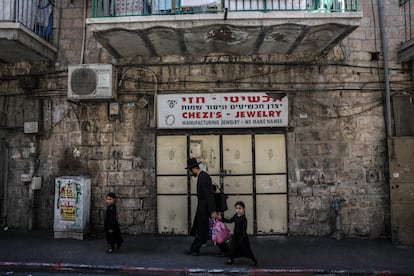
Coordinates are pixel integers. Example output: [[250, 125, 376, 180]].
[[1, 229, 414, 275]]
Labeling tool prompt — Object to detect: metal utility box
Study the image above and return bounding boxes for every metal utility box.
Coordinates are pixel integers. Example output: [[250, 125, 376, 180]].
[[388, 137, 414, 244], [53, 176, 91, 240]]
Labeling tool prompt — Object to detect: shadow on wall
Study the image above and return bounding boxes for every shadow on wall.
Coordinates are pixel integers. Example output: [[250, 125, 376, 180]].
[[58, 148, 94, 176]]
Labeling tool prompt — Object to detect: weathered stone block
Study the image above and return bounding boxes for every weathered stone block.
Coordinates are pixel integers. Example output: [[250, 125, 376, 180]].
[[100, 132, 113, 145], [103, 160, 119, 172], [134, 210, 147, 223], [294, 209, 313, 222], [114, 186, 135, 198], [124, 170, 145, 186], [94, 171, 108, 186], [289, 195, 305, 210], [288, 185, 298, 196], [120, 198, 140, 210], [304, 196, 322, 209], [137, 187, 151, 198], [145, 216, 156, 233], [300, 170, 319, 185], [313, 185, 333, 197], [142, 198, 155, 210], [108, 172, 124, 185], [339, 168, 364, 182], [298, 185, 313, 196], [118, 210, 134, 225], [315, 209, 330, 222], [114, 131, 131, 145], [117, 160, 133, 171], [69, 131, 82, 144]]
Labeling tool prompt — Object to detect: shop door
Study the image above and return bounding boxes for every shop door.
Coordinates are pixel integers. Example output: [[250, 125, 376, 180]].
[[222, 135, 255, 233], [156, 133, 287, 235], [388, 137, 414, 244], [254, 134, 287, 234], [156, 136, 188, 234]]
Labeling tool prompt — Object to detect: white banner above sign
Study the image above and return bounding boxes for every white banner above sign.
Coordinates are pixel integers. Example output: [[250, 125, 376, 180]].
[[157, 93, 288, 129]]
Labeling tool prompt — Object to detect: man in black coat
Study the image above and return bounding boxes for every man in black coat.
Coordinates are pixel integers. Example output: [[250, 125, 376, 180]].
[[184, 158, 219, 256]]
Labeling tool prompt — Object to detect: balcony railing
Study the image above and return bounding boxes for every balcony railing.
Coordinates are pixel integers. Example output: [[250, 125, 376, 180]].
[[92, 0, 357, 17], [0, 0, 54, 42]]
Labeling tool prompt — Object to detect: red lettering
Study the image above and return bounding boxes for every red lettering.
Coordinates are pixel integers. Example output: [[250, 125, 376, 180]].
[[182, 112, 221, 119], [248, 96, 261, 102], [229, 96, 239, 103], [182, 112, 200, 118], [181, 97, 205, 104], [263, 96, 271, 102]]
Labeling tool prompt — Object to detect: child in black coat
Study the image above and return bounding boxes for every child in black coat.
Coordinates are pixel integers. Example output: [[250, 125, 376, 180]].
[[104, 192, 123, 253], [221, 201, 258, 266]]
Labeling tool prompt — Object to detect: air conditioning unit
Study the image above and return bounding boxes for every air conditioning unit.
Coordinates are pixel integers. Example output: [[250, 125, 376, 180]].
[[68, 64, 117, 101]]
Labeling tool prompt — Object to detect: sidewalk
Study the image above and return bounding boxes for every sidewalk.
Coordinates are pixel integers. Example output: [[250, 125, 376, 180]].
[[1, 229, 414, 275]]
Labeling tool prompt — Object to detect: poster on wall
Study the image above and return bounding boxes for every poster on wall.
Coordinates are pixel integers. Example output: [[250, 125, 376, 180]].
[[157, 92, 288, 129], [53, 176, 91, 240], [55, 178, 81, 224]]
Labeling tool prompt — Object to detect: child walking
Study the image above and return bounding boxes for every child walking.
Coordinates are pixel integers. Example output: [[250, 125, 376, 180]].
[[221, 201, 258, 266], [104, 192, 123, 253]]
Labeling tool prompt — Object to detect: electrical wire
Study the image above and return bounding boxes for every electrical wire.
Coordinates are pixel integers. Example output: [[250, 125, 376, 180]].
[[118, 67, 158, 127], [43, 106, 72, 138], [0, 61, 408, 83], [293, 99, 384, 119]]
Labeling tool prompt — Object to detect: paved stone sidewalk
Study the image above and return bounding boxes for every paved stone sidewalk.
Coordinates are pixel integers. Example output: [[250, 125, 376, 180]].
[[1, 230, 414, 275]]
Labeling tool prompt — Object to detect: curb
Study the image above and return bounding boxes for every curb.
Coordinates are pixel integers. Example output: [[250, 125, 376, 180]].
[[0, 261, 406, 275], [0, 262, 187, 275]]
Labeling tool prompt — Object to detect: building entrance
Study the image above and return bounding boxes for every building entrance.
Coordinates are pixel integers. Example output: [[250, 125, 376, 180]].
[[156, 133, 287, 235]]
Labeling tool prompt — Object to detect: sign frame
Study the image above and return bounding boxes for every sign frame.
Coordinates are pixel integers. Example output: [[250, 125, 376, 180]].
[[157, 92, 288, 129]]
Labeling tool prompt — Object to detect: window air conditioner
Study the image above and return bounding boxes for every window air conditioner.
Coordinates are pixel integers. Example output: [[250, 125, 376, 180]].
[[67, 64, 117, 101]]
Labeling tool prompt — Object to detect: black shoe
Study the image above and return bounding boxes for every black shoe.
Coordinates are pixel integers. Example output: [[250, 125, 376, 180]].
[[184, 249, 199, 256], [107, 248, 114, 253]]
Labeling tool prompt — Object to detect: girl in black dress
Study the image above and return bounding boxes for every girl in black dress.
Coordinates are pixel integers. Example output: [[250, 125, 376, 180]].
[[104, 192, 123, 253], [221, 201, 258, 266]]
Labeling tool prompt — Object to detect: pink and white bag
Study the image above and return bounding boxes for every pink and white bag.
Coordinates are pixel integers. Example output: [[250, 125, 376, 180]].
[[211, 220, 231, 244]]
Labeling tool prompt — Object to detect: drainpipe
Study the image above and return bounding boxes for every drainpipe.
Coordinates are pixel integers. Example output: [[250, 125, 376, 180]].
[[377, 0, 392, 137], [1, 139, 8, 231], [28, 140, 36, 230], [80, 0, 87, 64]]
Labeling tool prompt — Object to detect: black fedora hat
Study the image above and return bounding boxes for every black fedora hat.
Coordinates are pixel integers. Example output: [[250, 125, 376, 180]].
[[185, 158, 200, 169]]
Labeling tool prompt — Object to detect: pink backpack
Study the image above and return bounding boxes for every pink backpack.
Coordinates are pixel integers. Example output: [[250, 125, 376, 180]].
[[212, 220, 231, 244]]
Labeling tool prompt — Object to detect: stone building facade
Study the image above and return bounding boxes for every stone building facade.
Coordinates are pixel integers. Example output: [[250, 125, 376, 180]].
[[0, 0, 412, 239]]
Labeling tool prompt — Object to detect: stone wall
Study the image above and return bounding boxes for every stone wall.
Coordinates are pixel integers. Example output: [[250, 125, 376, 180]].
[[0, 0, 412, 238], [287, 90, 389, 237]]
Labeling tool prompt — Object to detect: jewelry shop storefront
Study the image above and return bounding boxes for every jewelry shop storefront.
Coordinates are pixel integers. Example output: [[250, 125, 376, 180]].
[[155, 92, 289, 235]]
